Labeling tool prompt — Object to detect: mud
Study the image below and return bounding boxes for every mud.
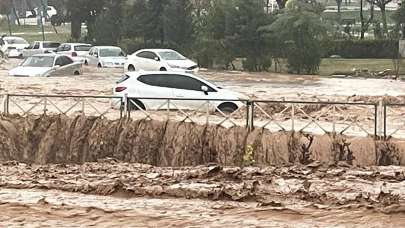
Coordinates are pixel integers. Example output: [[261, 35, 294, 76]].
[[0, 114, 403, 167]]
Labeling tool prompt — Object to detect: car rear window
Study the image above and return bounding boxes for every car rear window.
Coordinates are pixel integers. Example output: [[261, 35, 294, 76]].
[[74, 45, 92, 51], [43, 42, 60, 48]]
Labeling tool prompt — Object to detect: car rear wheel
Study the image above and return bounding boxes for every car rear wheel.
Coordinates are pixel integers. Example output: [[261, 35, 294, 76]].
[[217, 102, 238, 114], [160, 67, 167, 71], [127, 99, 145, 111], [84, 60, 88, 65], [97, 63, 102, 68], [128, 65, 135, 72], [74, 70, 80, 75]]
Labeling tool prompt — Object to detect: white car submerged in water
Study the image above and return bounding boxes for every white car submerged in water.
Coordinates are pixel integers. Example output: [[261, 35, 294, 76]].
[[113, 71, 246, 113], [124, 49, 199, 73], [85, 46, 127, 68], [8, 54, 82, 77]]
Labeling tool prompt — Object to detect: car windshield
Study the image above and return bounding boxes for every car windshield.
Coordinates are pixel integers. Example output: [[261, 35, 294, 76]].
[[43, 42, 60, 48], [158, 51, 186, 60], [21, 56, 55, 67], [5, 38, 28, 45], [74, 45, 92, 51], [100, 48, 124, 57]]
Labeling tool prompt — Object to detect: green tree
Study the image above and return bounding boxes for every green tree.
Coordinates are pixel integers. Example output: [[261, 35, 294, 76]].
[[367, 0, 393, 35], [94, 0, 123, 45], [163, 0, 195, 54], [263, 0, 327, 74]]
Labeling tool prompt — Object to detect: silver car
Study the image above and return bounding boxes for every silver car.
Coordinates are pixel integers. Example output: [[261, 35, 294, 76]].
[[8, 54, 82, 77], [85, 46, 127, 68]]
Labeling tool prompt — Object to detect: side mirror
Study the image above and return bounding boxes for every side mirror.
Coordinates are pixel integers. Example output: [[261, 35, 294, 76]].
[[94, 53, 99, 58], [154, 57, 160, 61], [201, 85, 209, 95]]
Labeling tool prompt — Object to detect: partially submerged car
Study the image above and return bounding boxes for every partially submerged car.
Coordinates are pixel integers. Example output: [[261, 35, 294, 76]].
[[124, 49, 199, 73], [113, 71, 246, 113], [8, 54, 82, 77], [85, 46, 127, 68], [23, 41, 61, 57], [0, 36, 30, 58]]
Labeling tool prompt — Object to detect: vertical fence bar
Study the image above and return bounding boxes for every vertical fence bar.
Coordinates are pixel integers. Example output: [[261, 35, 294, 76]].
[[291, 103, 295, 131], [332, 105, 336, 134], [374, 103, 378, 139], [245, 101, 250, 129], [206, 100, 210, 125], [384, 103, 387, 139], [167, 99, 170, 121], [43, 97, 47, 115], [123, 93, 128, 118], [4, 94, 9, 115], [119, 97, 123, 119], [249, 101, 254, 131], [81, 98, 85, 116]]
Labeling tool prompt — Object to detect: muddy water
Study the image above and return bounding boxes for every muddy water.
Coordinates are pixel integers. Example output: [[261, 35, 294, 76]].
[[1, 162, 405, 227]]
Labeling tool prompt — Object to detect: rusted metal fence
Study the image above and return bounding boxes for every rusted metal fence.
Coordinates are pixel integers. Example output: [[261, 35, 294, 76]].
[[2, 93, 405, 139]]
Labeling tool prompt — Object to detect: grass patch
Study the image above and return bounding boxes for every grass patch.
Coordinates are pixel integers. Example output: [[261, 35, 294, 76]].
[[319, 58, 405, 76]]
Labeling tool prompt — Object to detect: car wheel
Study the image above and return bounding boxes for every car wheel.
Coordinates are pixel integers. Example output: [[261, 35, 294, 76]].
[[84, 61, 88, 65], [97, 63, 102, 68], [73, 71, 80, 75], [128, 65, 135, 72], [218, 102, 238, 114], [160, 67, 167, 71], [127, 99, 145, 111]]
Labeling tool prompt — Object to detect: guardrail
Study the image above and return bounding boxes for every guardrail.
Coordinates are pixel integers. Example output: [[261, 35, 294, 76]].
[[2, 93, 405, 139]]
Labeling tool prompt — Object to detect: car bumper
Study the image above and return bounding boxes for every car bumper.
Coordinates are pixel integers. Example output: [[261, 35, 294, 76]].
[[102, 62, 126, 68], [7, 49, 24, 58], [169, 67, 200, 74], [71, 57, 86, 63]]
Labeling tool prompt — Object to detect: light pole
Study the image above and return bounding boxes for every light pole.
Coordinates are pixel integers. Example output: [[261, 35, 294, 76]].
[[40, 0, 48, 41]]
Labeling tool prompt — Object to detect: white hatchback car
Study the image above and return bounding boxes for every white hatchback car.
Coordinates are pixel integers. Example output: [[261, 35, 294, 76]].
[[55, 43, 92, 63], [85, 46, 127, 68], [0, 36, 30, 58], [113, 72, 245, 113], [124, 49, 199, 73]]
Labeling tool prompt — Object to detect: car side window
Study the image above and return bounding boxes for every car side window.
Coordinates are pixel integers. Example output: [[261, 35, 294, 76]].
[[138, 74, 215, 92], [56, 45, 64, 52], [88, 48, 94, 55], [64, 44, 71, 51], [60, 56, 73, 66], [33, 42, 40, 49], [170, 75, 215, 91], [136, 51, 157, 60], [55, 57, 63, 66]]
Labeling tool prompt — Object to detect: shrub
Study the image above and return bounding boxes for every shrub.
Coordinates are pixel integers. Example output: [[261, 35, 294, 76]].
[[322, 39, 399, 58]]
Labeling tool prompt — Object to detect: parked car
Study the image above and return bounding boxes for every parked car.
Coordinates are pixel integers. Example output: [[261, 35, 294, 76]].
[[23, 41, 61, 57], [26, 6, 57, 20], [0, 36, 29, 58], [55, 43, 92, 63], [124, 49, 199, 73], [113, 71, 246, 113], [8, 54, 82, 77], [85, 46, 127, 68]]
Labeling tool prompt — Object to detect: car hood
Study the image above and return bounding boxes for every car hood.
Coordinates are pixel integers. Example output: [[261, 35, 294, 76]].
[[9, 66, 52, 77], [100, 56, 127, 62], [165, 59, 197, 68], [218, 88, 248, 100]]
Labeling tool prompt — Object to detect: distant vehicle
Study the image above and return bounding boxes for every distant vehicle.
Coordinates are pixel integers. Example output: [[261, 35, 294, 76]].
[[23, 41, 61, 57], [85, 46, 127, 68], [0, 36, 29, 58], [124, 49, 199, 73], [113, 71, 245, 113], [55, 43, 92, 63], [8, 54, 82, 77], [26, 6, 57, 19]]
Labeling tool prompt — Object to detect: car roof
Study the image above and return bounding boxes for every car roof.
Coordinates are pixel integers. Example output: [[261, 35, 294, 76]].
[[30, 53, 68, 58], [4, 36, 26, 40], [61, 43, 92, 46], [93, 46, 121, 49], [136, 49, 175, 52], [33, 41, 60, 43]]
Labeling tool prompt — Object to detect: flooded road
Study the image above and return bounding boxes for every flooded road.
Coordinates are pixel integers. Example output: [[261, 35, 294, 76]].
[[1, 162, 405, 227], [1, 188, 405, 227]]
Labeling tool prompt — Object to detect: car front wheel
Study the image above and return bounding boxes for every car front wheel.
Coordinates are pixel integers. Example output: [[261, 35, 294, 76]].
[[217, 102, 238, 114]]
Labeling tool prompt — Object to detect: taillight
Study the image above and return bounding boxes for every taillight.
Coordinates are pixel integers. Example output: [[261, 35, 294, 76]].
[[71, 52, 78, 57], [115, 86, 127, 92]]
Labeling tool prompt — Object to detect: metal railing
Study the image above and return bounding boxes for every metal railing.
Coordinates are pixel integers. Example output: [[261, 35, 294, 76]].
[[2, 93, 405, 139]]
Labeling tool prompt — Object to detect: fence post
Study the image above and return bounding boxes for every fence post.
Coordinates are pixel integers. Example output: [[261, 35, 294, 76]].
[[383, 102, 387, 140], [247, 101, 254, 132], [4, 94, 9, 115], [43, 97, 47, 115], [291, 103, 295, 132], [123, 93, 128, 118]]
